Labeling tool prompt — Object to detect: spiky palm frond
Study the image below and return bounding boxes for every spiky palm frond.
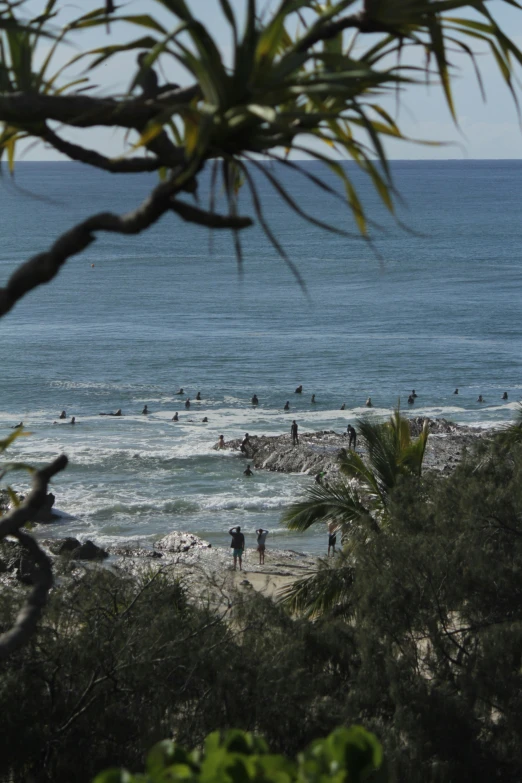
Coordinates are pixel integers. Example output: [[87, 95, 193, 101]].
[[282, 478, 380, 534], [278, 553, 355, 619]]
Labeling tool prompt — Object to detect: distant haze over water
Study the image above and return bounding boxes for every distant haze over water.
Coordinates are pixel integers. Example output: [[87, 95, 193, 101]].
[[1, 160, 521, 554]]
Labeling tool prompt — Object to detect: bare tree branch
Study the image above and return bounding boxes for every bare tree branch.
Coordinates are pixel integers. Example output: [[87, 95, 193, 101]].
[[0, 454, 68, 659], [0, 90, 198, 130], [0, 179, 179, 317], [170, 199, 253, 229], [41, 126, 162, 173]]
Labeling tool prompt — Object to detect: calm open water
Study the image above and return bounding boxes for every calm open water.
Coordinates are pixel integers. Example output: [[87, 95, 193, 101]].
[[1, 160, 521, 554]]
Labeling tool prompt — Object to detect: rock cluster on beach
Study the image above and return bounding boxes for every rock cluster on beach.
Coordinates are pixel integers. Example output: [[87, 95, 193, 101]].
[[225, 417, 486, 478]]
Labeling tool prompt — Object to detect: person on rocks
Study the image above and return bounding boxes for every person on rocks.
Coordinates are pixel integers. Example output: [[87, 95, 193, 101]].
[[284, 401, 290, 411], [172, 412, 179, 421], [311, 394, 316, 403], [142, 405, 149, 415], [59, 410, 67, 419], [295, 385, 303, 394], [185, 398, 191, 409], [291, 419, 299, 446], [240, 433, 250, 454], [328, 523, 337, 557], [347, 424, 356, 450], [315, 471, 325, 485], [365, 397, 373, 408], [252, 394, 259, 405], [244, 464, 253, 476], [229, 525, 245, 571], [502, 391, 508, 400], [256, 528, 268, 565], [217, 434, 226, 449]]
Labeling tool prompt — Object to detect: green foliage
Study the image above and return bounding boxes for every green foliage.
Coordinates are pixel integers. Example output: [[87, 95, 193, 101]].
[[283, 409, 429, 538], [94, 726, 384, 783]]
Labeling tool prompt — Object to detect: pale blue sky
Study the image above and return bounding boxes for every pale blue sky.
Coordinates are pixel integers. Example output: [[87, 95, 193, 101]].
[[17, 0, 522, 160]]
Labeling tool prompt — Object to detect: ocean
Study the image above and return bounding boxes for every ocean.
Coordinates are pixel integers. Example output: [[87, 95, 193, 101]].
[[1, 159, 521, 555]]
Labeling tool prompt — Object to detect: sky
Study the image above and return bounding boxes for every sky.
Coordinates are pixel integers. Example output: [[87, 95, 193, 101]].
[[14, 0, 522, 161]]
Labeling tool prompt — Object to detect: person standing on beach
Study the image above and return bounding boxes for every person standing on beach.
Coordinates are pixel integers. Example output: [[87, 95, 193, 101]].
[[256, 528, 268, 565], [291, 420, 299, 446], [229, 526, 245, 571], [328, 523, 337, 557]]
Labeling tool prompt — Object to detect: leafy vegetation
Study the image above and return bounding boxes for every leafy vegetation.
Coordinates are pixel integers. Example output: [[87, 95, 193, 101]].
[[94, 726, 384, 783]]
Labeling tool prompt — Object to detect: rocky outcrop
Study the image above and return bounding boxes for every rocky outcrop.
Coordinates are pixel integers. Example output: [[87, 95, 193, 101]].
[[48, 537, 108, 560], [155, 531, 211, 553], [226, 419, 486, 477]]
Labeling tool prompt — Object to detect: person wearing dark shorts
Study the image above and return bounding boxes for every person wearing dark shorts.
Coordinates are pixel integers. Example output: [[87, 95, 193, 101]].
[[256, 528, 268, 565], [229, 526, 245, 571], [328, 528, 337, 557]]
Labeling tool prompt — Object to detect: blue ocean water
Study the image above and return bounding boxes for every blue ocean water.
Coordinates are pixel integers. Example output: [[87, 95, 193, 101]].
[[1, 160, 521, 554]]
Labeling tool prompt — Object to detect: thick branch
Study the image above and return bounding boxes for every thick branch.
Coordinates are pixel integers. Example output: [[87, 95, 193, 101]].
[[0, 87, 200, 131], [170, 199, 253, 229], [0, 180, 179, 317], [41, 126, 162, 173], [0, 454, 68, 659], [296, 12, 399, 52]]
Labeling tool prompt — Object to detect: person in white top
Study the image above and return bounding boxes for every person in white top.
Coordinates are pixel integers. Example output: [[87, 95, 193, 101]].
[[256, 528, 269, 565]]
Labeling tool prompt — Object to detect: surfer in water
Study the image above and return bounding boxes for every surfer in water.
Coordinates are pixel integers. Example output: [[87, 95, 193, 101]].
[[295, 385, 303, 394], [366, 397, 373, 408], [244, 465, 253, 476], [311, 394, 316, 403], [196, 392, 201, 401], [176, 388, 184, 395], [172, 412, 179, 421], [59, 410, 67, 419], [99, 409, 122, 416], [202, 417, 208, 423], [477, 395, 485, 403], [217, 434, 226, 449], [411, 389, 418, 398], [70, 416, 76, 425], [11, 422, 23, 429], [240, 433, 250, 454], [142, 405, 149, 415], [502, 392, 508, 400], [340, 403, 346, 410], [408, 395, 415, 405], [252, 394, 259, 405], [454, 388, 459, 394], [284, 401, 290, 411], [185, 398, 190, 409]]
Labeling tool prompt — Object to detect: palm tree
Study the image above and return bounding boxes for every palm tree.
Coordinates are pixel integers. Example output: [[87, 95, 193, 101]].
[[283, 409, 429, 538], [279, 410, 429, 617]]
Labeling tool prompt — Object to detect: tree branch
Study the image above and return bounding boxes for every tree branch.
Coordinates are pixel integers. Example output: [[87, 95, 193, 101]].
[[0, 89, 198, 130], [170, 199, 253, 229], [0, 454, 68, 659], [41, 126, 162, 173], [0, 179, 180, 317]]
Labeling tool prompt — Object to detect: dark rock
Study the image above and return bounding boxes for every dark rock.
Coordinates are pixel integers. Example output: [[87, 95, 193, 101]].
[[72, 540, 108, 560], [50, 537, 81, 555]]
